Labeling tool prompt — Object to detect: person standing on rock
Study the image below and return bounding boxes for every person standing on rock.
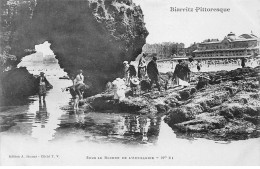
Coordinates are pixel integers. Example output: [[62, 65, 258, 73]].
[[123, 61, 130, 85], [147, 56, 160, 92], [127, 62, 137, 78], [186, 58, 194, 82], [37, 72, 52, 102], [173, 60, 182, 86], [138, 53, 147, 80]]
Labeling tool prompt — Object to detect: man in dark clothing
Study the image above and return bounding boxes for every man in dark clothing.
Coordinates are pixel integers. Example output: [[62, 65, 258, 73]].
[[36, 72, 52, 101], [173, 60, 182, 85], [147, 56, 160, 91], [127, 63, 137, 78], [181, 60, 191, 82]]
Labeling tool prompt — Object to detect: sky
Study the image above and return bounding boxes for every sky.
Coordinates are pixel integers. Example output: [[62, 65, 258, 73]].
[[133, 0, 260, 47], [35, 41, 54, 56]]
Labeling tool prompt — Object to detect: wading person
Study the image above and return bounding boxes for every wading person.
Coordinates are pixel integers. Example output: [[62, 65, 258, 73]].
[[74, 69, 85, 100], [37, 72, 52, 102], [138, 53, 147, 80], [62, 73, 86, 110], [70, 74, 80, 110], [147, 56, 160, 92]]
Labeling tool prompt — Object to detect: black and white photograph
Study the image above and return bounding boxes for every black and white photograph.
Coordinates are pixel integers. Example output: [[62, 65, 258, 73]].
[[0, 0, 260, 166]]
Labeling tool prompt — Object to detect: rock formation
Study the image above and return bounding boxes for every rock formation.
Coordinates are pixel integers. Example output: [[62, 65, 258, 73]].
[[0, 67, 38, 106], [164, 67, 260, 141], [84, 67, 260, 141], [0, 0, 148, 97]]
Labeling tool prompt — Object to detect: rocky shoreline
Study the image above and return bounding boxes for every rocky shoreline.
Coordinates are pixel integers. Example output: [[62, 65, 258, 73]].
[[83, 66, 260, 141]]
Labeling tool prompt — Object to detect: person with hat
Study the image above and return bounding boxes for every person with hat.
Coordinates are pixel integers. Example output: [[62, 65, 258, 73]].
[[130, 76, 140, 96], [147, 56, 161, 92], [36, 72, 52, 101]]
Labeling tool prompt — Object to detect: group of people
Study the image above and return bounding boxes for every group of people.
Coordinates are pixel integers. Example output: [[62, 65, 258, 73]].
[[123, 53, 161, 94], [189, 57, 260, 69], [37, 69, 87, 110]]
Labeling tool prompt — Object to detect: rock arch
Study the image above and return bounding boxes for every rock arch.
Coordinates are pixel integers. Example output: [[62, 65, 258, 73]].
[[1, 0, 148, 96]]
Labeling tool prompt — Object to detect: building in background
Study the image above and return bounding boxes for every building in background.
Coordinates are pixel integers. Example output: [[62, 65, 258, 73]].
[[193, 32, 260, 59], [142, 42, 185, 59]]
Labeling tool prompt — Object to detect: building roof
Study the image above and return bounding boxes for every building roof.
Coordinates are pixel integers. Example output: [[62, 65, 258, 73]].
[[193, 55, 253, 59], [193, 47, 258, 53], [200, 32, 259, 45], [239, 34, 258, 39]]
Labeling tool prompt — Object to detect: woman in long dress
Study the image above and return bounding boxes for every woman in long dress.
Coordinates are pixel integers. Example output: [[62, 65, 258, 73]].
[[138, 53, 147, 80]]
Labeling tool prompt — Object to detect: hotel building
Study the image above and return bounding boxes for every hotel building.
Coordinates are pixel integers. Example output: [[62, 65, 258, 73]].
[[193, 32, 260, 59]]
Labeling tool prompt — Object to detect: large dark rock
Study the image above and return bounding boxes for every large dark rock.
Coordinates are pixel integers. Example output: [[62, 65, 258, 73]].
[[1, 0, 148, 96], [86, 93, 149, 113], [174, 113, 227, 132], [164, 103, 203, 125], [0, 67, 38, 105]]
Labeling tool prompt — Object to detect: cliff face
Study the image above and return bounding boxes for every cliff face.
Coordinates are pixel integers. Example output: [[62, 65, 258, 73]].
[[1, 0, 148, 95]]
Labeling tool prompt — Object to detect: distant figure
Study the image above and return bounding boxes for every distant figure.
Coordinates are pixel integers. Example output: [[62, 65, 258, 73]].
[[138, 53, 147, 80], [36, 72, 52, 101], [123, 61, 130, 85], [197, 61, 201, 72], [241, 58, 246, 68], [147, 56, 160, 91]]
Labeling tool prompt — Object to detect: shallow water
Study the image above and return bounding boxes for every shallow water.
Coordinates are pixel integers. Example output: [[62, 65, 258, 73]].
[[0, 61, 259, 165]]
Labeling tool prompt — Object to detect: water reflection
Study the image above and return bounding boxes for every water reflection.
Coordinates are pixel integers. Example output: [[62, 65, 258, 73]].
[[35, 101, 49, 128], [54, 111, 161, 145]]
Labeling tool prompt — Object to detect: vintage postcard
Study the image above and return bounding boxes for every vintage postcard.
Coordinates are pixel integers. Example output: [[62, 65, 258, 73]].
[[0, 0, 260, 166]]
